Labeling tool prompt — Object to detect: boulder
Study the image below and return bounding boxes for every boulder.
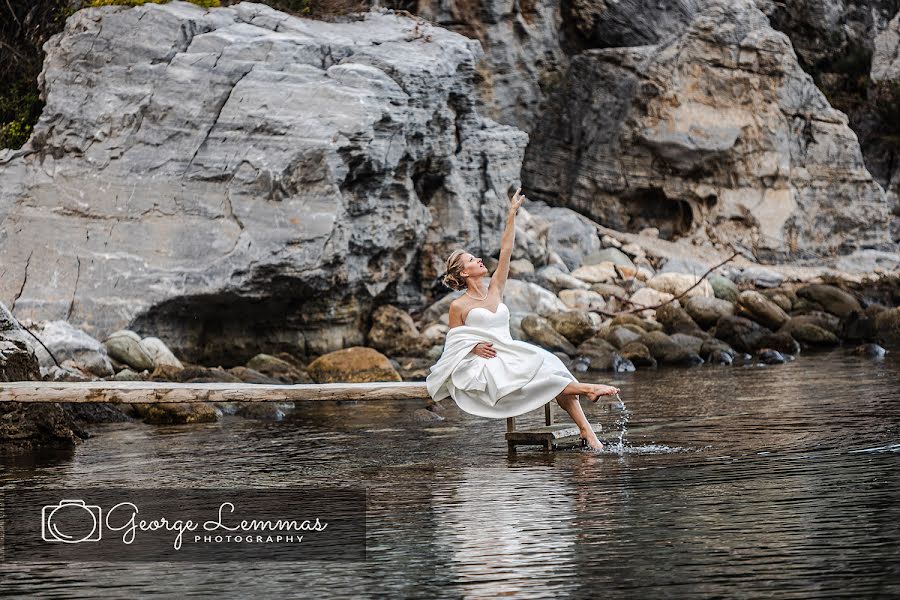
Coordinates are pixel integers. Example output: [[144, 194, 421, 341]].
[[246, 353, 306, 383], [713, 315, 771, 353], [570, 262, 618, 284], [103, 330, 155, 372], [535, 265, 591, 293], [640, 330, 703, 366], [874, 308, 900, 348], [628, 288, 677, 317], [606, 326, 642, 350], [780, 321, 839, 346], [619, 341, 657, 368], [708, 274, 740, 303], [19, 320, 114, 377], [647, 272, 713, 298], [758, 331, 801, 355], [131, 402, 221, 425], [547, 310, 597, 346], [140, 336, 183, 369], [520, 315, 578, 355], [669, 333, 704, 355], [367, 305, 425, 357], [583, 247, 635, 268], [227, 366, 282, 384], [307, 347, 401, 383], [684, 296, 735, 329], [576, 336, 635, 372], [656, 303, 705, 336], [558, 289, 608, 312], [796, 284, 862, 319], [737, 290, 790, 330]]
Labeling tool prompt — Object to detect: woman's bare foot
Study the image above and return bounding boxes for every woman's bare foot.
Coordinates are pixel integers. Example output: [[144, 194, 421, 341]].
[[581, 428, 604, 451], [584, 384, 620, 403]]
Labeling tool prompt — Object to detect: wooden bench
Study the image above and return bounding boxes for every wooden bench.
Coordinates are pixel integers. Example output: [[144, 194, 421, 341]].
[[505, 402, 602, 452]]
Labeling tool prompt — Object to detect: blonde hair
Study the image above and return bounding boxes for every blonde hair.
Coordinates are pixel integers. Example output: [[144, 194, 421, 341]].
[[442, 249, 468, 291]]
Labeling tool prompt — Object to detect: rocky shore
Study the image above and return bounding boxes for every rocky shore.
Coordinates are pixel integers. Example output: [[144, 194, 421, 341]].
[[2, 211, 896, 450]]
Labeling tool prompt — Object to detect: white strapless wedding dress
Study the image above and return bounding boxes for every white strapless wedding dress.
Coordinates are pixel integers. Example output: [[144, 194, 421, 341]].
[[425, 302, 578, 419]]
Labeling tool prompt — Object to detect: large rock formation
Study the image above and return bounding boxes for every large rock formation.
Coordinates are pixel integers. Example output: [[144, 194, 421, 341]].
[[522, 0, 896, 262], [0, 1, 526, 364]]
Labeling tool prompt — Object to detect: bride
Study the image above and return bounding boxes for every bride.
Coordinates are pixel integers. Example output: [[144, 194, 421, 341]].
[[425, 187, 620, 451]]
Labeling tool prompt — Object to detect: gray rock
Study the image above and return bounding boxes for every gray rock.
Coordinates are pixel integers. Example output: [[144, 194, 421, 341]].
[[709, 274, 740, 303], [583, 247, 635, 268], [619, 341, 657, 368], [670, 333, 704, 354], [524, 200, 602, 270], [576, 336, 634, 372], [520, 315, 577, 355], [547, 310, 596, 346], [713, 315, 771, 353], [606, 326, 642, 350], [103, 330, 155, 372], [734, 267, 785, 289], [684, 296, 735, 328], [524, 0, 895, 259], [737, 290, 790, 330], [0, 2, 527, 366], [796, 284, 862, 319]]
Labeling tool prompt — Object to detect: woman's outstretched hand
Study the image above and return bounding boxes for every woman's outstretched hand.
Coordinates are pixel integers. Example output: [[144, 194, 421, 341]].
[[471, 342, 497, 358], [509, 187, 525, 214]]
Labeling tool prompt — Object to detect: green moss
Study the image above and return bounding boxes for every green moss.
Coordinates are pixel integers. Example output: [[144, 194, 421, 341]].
[[0, 79, 43, 150]]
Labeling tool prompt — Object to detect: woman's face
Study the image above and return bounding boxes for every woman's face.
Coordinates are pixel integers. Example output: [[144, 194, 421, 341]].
[[461, 252, 486, 279]]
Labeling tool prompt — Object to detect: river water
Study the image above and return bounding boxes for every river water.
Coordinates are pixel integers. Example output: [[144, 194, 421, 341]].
[[1, 350, 898, 598]]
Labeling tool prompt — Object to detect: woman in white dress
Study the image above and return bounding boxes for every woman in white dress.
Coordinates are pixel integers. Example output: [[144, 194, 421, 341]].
[[426, 187, 619, 450]]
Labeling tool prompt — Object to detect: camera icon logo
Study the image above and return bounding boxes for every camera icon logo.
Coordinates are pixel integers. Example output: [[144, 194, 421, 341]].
[[42, 499, 103, 543]]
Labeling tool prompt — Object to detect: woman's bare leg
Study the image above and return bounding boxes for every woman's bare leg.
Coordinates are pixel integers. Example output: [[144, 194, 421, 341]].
[[555, 393, 603, 450], [561, 381, 619, 403]]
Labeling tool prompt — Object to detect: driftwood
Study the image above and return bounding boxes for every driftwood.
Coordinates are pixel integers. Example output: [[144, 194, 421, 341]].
[[0, 381, 431, 404]]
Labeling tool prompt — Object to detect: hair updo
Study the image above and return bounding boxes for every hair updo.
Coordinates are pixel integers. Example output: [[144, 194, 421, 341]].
[[442, 249, 468, 291]]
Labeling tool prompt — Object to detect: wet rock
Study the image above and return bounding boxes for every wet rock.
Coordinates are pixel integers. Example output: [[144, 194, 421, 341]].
[[853, 343, 887, 358], [0, 402, 87, 451], [307, 347, 402, 384], [874, 307, 900, 348], [842, 312, 879, 343], [521, 315, 578, 355], [781, 322, 839, 346], [684, 296, 735, 329], [571, 262, 618, 284], [367, 305, 426, 357], [640, 330, 703, 366], [576, 337, 634, 372], [131, 402, 222, 425], [758, 331, 801, 355], [227, 366, 282, 384], [700, 338, 735, 362], [796, 284, 862, 319], [647, 272, 713, 298], [709, 274, 740, 303], [656, 304, 705, 336], [411, 407, 445, 423], [670, 333, 705, 355], [757, 349, 786, 364], [619, 341, 657, 368], [103, 330, 155, 372], [558, 289, 608, 313], [62, 402, 133, 424], [713, 315, 771, 353], [606, 326, 642, 350], [547, 310, 596, 346], [235, 402, 286, 421], [0, 340, 40, 382], [246, 353, 306, 383], [737, 290, 790, 330], [787, 313, 842, 336]]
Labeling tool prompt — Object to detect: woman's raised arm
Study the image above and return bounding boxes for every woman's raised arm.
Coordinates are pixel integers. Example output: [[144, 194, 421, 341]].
[[489, 187, 525, 295]]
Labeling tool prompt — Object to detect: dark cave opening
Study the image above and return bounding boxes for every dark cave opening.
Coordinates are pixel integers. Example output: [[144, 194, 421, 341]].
[[623, 187, 694, 240]]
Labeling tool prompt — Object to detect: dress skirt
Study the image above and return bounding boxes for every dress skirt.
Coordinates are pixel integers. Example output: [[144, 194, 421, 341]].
[[445, 342, 578, 419]]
